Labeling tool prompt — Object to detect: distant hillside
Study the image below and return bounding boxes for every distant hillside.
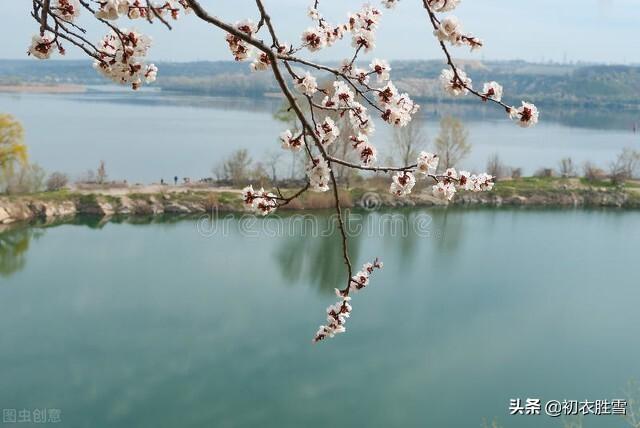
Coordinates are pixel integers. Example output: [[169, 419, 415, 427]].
[[1, 59, 639, 107]]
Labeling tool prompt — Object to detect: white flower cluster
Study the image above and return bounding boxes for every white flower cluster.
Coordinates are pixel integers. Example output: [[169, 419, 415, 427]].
[[300, 4, 382, 54], [416, 151, 439, 175], [93, 28, 157, 89], [350, 134, 377, 166], [315, 117, 340, 147], [428, 1, 540, 128], [434, 16, 482, 51], [313, 259, 383, 343], [388, 151, 494, 200], [307, 157, 332, 192], [95, 0, 188, 21], [432, 168, 494, 201], [241, 185, 278, 216], [225, 19, 257, 61], [52, 0, 81, 21], [294, 72, 318, 96], [28, 33, 57, 59], [377, 82, 420, 127]]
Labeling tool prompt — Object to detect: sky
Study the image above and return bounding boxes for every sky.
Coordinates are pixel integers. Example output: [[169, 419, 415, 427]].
[[1, 0, 639, 64]]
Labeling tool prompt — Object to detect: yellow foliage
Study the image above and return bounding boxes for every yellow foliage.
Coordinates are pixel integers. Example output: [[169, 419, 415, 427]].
[[0, 114, 28, 178]]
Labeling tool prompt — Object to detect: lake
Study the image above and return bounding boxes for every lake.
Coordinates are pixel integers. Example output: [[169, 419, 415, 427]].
[[1, 208, 640, 427], [1, 89, 639, 183]]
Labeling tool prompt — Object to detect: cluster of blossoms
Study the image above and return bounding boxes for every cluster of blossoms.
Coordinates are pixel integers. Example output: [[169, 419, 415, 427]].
[[225, 19, 257, 61], [26, 0, 544, 344], [434, 16, 482, 51], [294, 72, 318, 96], [301, 3, 384, 55], [388, 151, 494, 201], [427, 1, 539, 129], [241, 185, 278, 216], [307, 157, 332, 192], [313, 259, 383, 343], [95, 0, 188, 21], [315, 117, 340, 146], [350, 133, 377, 166], [93, 29, 157, 89], [377, 81, 420, 127]]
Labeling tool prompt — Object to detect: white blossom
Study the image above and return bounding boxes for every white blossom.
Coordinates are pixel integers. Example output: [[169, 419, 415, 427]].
[[389, 171, 416, 197], [279, 129, 303, 152], [316, 117, 340, 146], [432, 181, 457, 200], [440, 68, 471, 96], [307, 157, 331, 192], [332, 81, 354, 107], [241, 185, 278, 216], [301, 27, 326, 52], [95, 0, 129, 20], [350, 134, 377, 166], [250, 53, 271, 72], [434, 16, 462, 44], [348, 102, 375, 135], [370, 58, 391, 84], [308, 6, 321, 21], [28, 33, 56, 60], [416, 151, 439, 175], [352, 28, 376, 52], [52, 0, 81, 21], [381, 0, 399, 9], [482, 81, 503, 102], [428, 0, 461, 12], [511, 101, 539, 128], [295, 72, 318, 96]]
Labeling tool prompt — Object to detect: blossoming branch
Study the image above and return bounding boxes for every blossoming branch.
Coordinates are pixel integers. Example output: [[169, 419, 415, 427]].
[[26, 0, 539, 343]]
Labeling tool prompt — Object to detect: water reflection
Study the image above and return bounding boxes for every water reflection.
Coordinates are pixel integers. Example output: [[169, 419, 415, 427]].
[[0, 227, 43, 277]]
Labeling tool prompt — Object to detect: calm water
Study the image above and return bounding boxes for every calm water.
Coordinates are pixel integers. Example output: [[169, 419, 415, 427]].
[[1, 208, 640, 427], [1, 90, 639, 183]]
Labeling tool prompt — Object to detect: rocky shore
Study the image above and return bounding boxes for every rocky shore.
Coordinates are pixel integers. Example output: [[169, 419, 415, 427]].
[[1, 182, 639, 226]]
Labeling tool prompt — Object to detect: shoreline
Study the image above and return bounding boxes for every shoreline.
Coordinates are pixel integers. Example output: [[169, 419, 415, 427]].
[[2, 178, 639, 227]]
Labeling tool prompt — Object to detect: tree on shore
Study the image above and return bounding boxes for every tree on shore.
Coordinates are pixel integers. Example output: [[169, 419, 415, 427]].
[[0, 114, 27, 181], [433, 116, 471, 171], [393, 118, 427, 166]]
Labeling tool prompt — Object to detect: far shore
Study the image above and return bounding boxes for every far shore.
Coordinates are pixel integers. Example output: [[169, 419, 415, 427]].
[[0, 83, 86, 94], [1, 177, 640, 228]]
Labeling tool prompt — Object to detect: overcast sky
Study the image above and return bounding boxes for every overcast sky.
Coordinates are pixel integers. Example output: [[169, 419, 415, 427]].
[[1, 0, 638, 63]]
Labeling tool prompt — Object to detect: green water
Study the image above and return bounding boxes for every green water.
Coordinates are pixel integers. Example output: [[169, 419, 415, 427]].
[[1, 208, 639, 428]]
